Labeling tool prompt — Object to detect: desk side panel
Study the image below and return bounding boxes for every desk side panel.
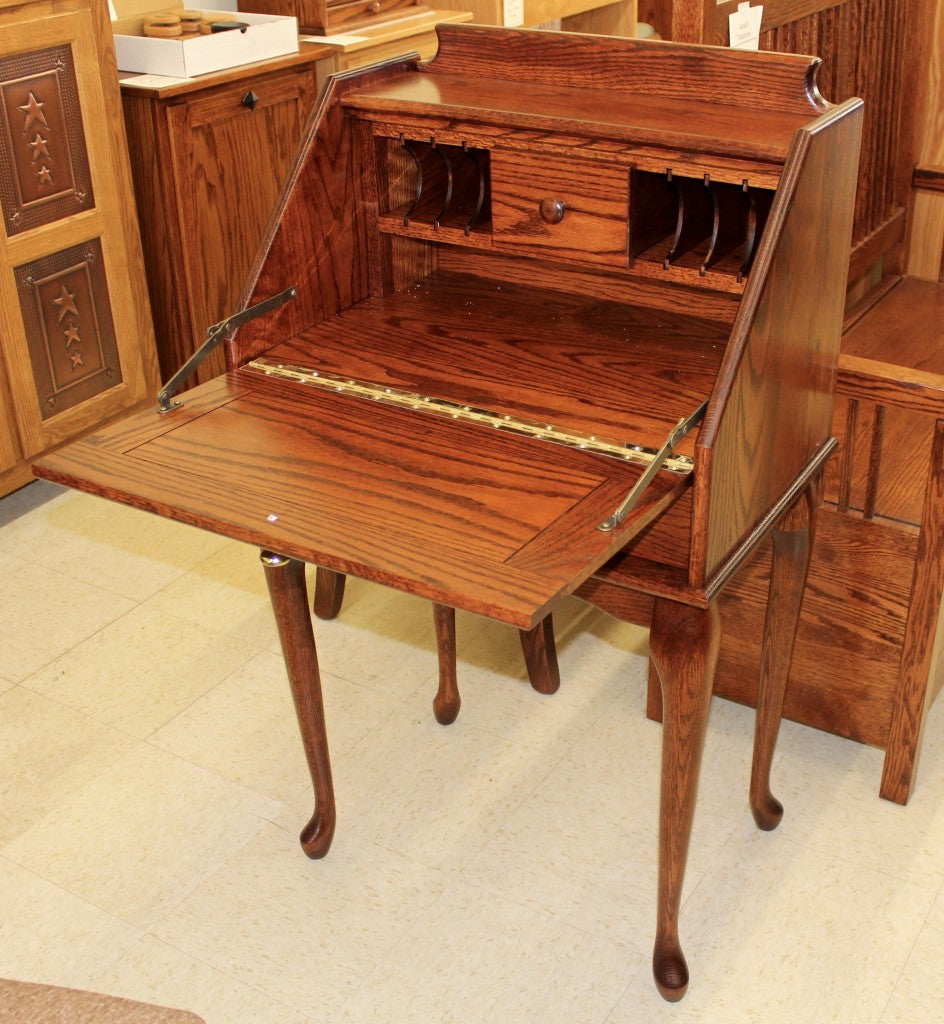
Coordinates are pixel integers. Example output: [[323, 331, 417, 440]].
[[227, 57, 417, 367], [693, 99, 864, 587]]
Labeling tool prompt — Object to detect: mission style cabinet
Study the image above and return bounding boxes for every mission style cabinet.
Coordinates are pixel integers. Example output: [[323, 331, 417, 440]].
[[119, 45, 334, 388], [0, 0, 159, 497]]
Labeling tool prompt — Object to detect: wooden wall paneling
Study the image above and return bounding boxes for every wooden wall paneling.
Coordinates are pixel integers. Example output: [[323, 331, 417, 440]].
[[674, 0, 927, 293]]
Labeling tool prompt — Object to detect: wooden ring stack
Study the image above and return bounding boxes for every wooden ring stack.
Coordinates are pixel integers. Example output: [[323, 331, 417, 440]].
[[177, 10, 203, 33], [142, 11, 182, 37]]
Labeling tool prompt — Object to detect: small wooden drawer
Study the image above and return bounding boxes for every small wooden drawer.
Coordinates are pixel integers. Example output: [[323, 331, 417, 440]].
[[326, 0, 419, 31], [490, 151, 629, 266]]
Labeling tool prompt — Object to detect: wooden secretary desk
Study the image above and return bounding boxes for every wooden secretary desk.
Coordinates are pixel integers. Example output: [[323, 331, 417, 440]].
[[34, 27, 862, 1000]]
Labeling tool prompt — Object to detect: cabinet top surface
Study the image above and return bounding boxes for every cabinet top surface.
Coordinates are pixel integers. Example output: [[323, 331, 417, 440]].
[[117, 42, 335, 99]]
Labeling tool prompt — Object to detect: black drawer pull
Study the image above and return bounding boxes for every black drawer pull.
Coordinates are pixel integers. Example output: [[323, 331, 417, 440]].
[[241, 91, 260, 110]]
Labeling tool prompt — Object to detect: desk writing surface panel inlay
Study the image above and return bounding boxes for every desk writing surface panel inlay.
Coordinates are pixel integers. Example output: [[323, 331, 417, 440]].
[[38, 366, 680, 626]]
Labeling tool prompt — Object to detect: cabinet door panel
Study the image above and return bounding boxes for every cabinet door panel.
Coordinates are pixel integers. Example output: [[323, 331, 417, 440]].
[[166, 69, 318, 385], [0, 3, 157, 460]]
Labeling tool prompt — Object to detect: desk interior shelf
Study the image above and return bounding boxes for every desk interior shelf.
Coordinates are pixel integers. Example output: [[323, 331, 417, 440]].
[[629, 169, 775, 282], [373, 129, 776, 288]]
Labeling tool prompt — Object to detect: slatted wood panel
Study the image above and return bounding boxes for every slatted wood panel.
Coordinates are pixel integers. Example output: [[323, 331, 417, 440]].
[[674, 0, 929, 292]]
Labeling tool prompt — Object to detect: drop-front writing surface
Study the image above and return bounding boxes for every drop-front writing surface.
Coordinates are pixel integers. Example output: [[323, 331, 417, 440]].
[[35, 26, 863, 1001]]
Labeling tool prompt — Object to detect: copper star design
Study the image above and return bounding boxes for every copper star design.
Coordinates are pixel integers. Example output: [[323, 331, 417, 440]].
[[70, 350, 84, 369], [36, 164, 53, 187], [63, 324, 81, 347], [29, 134, 50, 161], [53, 285, 79, 322], [18, 92, 48, 133]]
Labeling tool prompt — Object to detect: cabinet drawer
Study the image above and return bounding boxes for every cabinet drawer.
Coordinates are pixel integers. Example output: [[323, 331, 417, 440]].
[[491, 152, 629, 266], [326, 0, 418, 31]]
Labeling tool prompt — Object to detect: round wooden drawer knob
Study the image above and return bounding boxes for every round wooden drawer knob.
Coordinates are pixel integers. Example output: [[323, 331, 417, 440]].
[[539, 198, 566, 224]]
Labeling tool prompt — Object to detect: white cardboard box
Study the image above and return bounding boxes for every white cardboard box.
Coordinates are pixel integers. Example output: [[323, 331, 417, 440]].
[[109, 2, 298, 78]]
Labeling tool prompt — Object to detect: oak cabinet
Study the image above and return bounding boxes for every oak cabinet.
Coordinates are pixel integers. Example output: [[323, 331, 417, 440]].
[[0, 0, 159, 497], [120, 46, 334, 388]]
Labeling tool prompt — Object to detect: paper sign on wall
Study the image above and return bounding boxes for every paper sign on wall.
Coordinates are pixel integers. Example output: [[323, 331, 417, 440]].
[[503, 0, 525, 28], [729, 2, 763, 50]]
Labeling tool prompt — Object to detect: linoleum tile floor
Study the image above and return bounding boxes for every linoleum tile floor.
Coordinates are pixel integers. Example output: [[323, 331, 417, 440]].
[[2, 480, 944, 1023]]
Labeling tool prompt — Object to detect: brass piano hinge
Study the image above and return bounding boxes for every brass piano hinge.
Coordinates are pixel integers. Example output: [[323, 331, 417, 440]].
[[157, 287, 297, 414], [244, 358, 698, 474], [598, 401, 707, 532]]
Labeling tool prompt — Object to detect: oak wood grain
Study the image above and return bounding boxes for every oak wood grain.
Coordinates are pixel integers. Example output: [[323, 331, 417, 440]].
[[31, 26, 866, 1002], [121, 52, 324, 388], [265, 270, 727, 452], [343, 73, 818, 166], [649, 598, 719, 1002], [35, 367, 682, 628], [694, 101, 863, 584], [231, 57, 418, 367], [417, 24, 826, 116], [880, 419, 944, 803]]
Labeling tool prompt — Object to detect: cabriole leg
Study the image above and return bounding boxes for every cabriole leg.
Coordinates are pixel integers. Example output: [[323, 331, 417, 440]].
[[648, 598, 720, 1002], [519, 614, 560, 695], [750, 480, 818, 830], [313, 566, 346, 620], [261, 552, 336, 859], [432, 603, 461, 724]]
